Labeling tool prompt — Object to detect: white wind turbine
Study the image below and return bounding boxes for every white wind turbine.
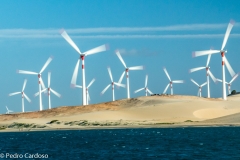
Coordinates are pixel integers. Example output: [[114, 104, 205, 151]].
[[193, 20, 236, 100], [18, 56, 52, 111], [134, 75, 153, 96], [101, 67, 126, 101], [116, 50, 143, 99], [190, 79, 207, 97], [60, 29, 108, 105], [216, 73, 239, 95], [6, 106, 13, 114], [163, 67, 184, 95], [9, 79, 31, 112], [189, 54, 217, 98], [35, 72, 61, 109], [75, 78, 96, 105]]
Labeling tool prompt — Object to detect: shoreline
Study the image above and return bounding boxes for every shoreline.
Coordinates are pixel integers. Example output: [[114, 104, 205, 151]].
[[1, 122, 240, 133]]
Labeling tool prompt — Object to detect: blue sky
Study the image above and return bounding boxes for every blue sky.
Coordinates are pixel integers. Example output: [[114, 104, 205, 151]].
[[0, 0, 240, 113]]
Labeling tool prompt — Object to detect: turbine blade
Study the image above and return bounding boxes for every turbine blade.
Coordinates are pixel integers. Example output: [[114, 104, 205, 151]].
[[128, 66, 144, 70], [9, 92, 21, 96], [118, 71, 125, 84], [201, 82, 207, 87], [193, 50, 220, 57], [71, 59, 80, 85], [84, 44, 108, 56], [145, 75, 148, 88], [147, 89, 153, 95], [116, 50, 127, 68], [40, 57, 53, 74], [60, 29, 81, 54], [50, 88, 61, 98], [39, 77, 46, 90], [75, 85, 82, 88], [163, 84, 170, 94], [114, 82, 126, 88], [163, 67, 171, 81], [24, 93, 31, 102], [216, 78, 222, 82], [48, 72, 51, 88], [221, 20, 234, 50], [229, 73, 239, 84], [101, 84, 111, 95], [134, 88, 144, 93], [34, 88, 47, 97], [22, 79, 27, 91], [189, 67, 205, 73], [18, 70, 38, 75], [172, 80, 184, 83], [208, 70, 217, 83], [87, 78, 95, 88], [190, 79, 199, 86], [224, 56, 236, 77], [107, 67, 113, 82], [206, 54, 211, 67]]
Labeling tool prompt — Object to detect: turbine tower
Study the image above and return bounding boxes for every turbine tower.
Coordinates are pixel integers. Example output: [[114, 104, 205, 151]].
[[134, 75, 153, 96], [217, 73, 239, 95], [193, 20, 236, 100], [190, 79, 207, 97], [60, 29, 108, 105], [75, 78, 96, 105], [189, 54, 217, 98], [9, 79, 31, 112], [35, 72, 61, 109], [18, 56, 52, 110], [116, 50, 143, 99], [101, 67, 125, 101], [163, 67, 184, 95]]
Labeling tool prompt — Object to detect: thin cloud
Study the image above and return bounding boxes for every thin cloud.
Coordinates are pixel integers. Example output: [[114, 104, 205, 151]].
[[67, 23, 230, 33], [0, 23, 239, 39], [71, 34, 240, 39], [0, 34, 240, 39]]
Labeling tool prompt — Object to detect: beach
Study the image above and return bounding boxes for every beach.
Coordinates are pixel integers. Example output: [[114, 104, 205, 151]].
[[0, 94, 240, 132]]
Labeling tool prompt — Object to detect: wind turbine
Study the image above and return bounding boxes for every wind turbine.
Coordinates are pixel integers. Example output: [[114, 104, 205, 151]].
[[163, 67, 184, 95], [60, 29, 108, 105], [189, 54, 217, 98], [35, 72, 61, 109], [75, 78, 96, 105], [101, 67, 126, 101], [9, 79, 31, 112], [190, 79, 207, 97], [6, 106, 13, 114], [18, 56, 52, 111], [193, 20, 236, 100], [216, 73, 239, 95], [134, 75, 153, 96], [116, 50, 143, 99]]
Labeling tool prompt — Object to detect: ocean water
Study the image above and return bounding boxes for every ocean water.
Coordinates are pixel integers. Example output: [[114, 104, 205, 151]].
[[0, 127, 240, 159]]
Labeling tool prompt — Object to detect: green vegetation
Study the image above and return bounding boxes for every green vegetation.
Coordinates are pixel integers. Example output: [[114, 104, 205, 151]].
[[49, 120, 59, 124], [185, 120, 193, 122], [8, 122, 46, 129], [155, 123, 174, 125], [231, 90, 237, 95]]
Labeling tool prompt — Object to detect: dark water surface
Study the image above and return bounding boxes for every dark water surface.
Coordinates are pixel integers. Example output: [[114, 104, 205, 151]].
[[0, 127, 240, 159]]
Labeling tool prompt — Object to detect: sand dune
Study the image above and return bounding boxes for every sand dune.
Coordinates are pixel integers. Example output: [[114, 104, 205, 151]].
[[0, 94, 240, 130]]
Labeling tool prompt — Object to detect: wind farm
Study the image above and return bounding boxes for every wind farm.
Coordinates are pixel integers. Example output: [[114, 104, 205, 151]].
[[0, 0, 238, 134], [1, 19, 239, 128]]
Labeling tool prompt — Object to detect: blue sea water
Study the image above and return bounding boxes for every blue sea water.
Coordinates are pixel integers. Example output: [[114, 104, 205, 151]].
[[0, 127, 240, 159]]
